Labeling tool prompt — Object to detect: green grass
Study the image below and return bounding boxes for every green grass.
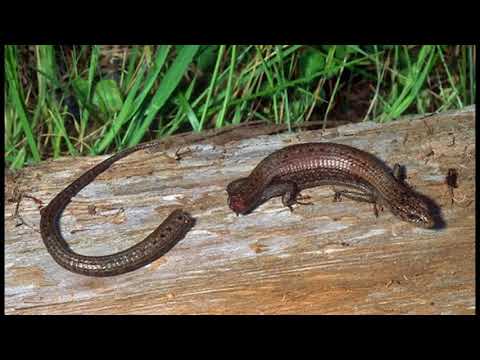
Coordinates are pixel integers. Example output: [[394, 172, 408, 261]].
[[4, 45, 476, 169]]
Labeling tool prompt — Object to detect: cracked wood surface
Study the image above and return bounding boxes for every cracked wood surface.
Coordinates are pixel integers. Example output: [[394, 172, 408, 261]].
[[5, 106, 475, 314]]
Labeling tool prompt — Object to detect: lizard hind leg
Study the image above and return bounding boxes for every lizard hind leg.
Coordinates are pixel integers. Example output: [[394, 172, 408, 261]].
[[331, 186, 376, 204], [331, 186, 384, 218]]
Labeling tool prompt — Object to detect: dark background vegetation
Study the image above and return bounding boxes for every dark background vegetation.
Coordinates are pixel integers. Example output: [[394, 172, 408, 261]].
[[4, 45, 476, 169]]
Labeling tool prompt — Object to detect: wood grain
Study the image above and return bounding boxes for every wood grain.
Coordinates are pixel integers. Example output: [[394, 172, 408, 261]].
[[5, 106, 475, 314]]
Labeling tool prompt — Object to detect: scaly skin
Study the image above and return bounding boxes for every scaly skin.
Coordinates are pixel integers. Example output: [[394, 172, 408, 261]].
[[227, 142, 437, 228]]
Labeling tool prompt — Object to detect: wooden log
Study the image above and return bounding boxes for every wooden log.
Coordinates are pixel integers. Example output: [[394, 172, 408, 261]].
[[5, 106, 475, 314]]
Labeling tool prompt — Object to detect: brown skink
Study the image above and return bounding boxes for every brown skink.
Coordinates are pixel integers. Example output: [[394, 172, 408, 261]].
[[227, 142, 436, 228], [40, 142, 195, 277]]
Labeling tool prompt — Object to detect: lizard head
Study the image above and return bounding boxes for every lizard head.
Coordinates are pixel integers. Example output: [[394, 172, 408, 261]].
[[389, 190, 437, 229]]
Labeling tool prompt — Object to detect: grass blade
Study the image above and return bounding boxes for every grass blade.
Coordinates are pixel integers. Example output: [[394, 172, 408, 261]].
[[128, 45, 200, 146]]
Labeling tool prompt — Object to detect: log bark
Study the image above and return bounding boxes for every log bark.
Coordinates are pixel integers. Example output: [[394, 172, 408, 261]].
[[5, 106, 475, 314]]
